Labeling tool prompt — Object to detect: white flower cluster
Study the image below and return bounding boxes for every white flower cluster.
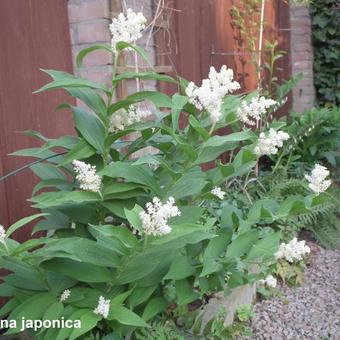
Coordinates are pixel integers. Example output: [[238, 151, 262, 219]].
[[305, 163, 331, 195], [0, 225, 6, 244], [211, 186, 226, 200], [109, 105, 152, 133], [109, 8, 147, 51], [72, 160, 102, 193], [59, 289, 71, 303], [237, 96, 277, 126], [254, 129, 289, 156], [94, 296, 110, 319], [139, 197, 181, 236], [275, 238, 311, 263], [259, 274, 277, 288], [185, 66, 240, 123]]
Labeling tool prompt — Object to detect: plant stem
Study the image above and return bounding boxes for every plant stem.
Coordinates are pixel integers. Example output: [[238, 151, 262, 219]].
[[209, 123, 216, 135], [272, 148, 286, 174], [108, 52, 120, 106]]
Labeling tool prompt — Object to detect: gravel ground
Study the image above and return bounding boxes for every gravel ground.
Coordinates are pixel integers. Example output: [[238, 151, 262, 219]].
[[249, 243, 340, 340]]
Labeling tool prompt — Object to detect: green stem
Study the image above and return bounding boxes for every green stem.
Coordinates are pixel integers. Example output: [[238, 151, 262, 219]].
[[272, 148, 286, 174], [108, 52, 120, 106], [1, 241, 9, 255], [209, 123, 216, 135]]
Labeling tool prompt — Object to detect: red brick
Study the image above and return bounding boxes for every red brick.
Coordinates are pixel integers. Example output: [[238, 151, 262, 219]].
[[292, 53, 313, 62], [79, 66, 112, 87], [76, 20, 110, 44], [291, 6, 309, 17], [294, 43, 312, 53], [68, 0, 109, 23]]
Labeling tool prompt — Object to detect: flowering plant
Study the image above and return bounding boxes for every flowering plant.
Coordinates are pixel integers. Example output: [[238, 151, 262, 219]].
[[0, 8, 331, 339], [273, 238, 311, 285]]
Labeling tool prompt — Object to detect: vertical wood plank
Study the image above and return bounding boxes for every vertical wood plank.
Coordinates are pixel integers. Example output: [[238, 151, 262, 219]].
[[0, 0, 75, 241]]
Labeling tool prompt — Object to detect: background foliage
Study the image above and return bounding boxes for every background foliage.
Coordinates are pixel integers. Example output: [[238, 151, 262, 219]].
[[310, 0, 340, 106]]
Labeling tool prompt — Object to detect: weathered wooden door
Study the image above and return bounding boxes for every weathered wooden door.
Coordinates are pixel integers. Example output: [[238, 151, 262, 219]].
[[0, 0, 74, 241]]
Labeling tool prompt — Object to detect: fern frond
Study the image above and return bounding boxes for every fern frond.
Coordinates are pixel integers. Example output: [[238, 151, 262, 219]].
[[135, 320, 185, 340]]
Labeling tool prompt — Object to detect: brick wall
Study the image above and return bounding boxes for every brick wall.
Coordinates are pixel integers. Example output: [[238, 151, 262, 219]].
[[290, 4, 315, 113]]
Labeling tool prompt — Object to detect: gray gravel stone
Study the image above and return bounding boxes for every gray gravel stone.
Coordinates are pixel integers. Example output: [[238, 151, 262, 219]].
[[247, 243, 340, 340]]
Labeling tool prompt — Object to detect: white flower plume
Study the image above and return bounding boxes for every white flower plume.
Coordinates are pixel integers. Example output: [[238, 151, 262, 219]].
[[237, 96, 277, 126], [259, 275, 277, 288], [275, 238, 311, 263], [185, 65, 240, 124], [139, 197, 181, 236], [0, 225, 6, 245], [109, 105, 152, 133], [254, 129, 289, 156], [211, 186, 226, 200], [94, 296, 110, 319], [59, 289, 71, 303], [110, 9, 147, 51], [305, 163, 331, 195], [73, 160, 102, 193]]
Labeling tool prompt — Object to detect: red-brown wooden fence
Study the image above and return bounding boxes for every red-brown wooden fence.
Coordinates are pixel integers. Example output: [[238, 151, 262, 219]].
[[0, 0, 75, 241], [156, 0, 291, 107]]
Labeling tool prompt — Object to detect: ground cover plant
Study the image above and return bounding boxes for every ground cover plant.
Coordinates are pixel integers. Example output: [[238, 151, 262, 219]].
[[0, 8, 334, 340]]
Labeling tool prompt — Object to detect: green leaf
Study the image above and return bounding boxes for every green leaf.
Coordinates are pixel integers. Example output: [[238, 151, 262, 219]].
[[171, 206, 204, 225], [41, 258, 115, 283], [129, 286, 157, 308], [0, 257, 47, 290], [32, 179, 72, 196], [116, 42, 150, 65], [168, 167, 208, 199], [175, 279, 199, 305], [113, 72, 176, 85], [100, 162, 159, 194], [34, 69, 110, 94], [225, 230, 259, 260], [276, 196, 310, 218], [113, 253, 160, 285], [108, 306, 150, 328], [195, 131, 252, 164], [189, 115, 210, 141], [102, 200, 135, 219], [246, 231, 281, 261], [7, 293, 56, 334], [76, 44, 112, 68], [164, 253, 195, 280], [69, 310, 101, 340], [0, 299, 20, 318], [200, 228, 232, 276], [42, 237, 120, 267], [125, 91, 172, 107], [247, 199, 279, 221], [124, 204, 144, 231], [43, 302, 64, 322], [89, 225, 138, 249], [68, 88, 107, 119], [71, 106, 106, 154], [59, 139, 96, 166], [54, 308, 88, 340], [10, 147, 56, 159], [142, 297, 168, 321], [6, 213, 48, 237], [10, 238, 56, 256], [171, 94, 188, 131], [30, 191, 100, 208]]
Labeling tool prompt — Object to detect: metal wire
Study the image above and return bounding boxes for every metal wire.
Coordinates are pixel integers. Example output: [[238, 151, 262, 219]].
[[0, 152, 68, 182]]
